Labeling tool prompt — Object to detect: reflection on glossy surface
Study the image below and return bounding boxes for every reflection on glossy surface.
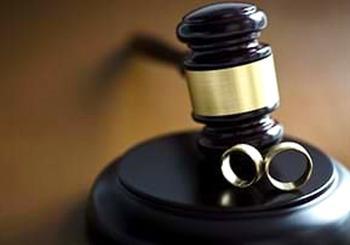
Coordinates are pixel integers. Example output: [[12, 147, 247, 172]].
[[219, 190, 233, 207]]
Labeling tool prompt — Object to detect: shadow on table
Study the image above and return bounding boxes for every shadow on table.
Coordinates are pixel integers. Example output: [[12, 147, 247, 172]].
[[55, 196, 90, 245]]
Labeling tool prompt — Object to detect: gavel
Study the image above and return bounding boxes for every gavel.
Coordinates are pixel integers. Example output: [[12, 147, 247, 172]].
[[87, 3, 350, 244]]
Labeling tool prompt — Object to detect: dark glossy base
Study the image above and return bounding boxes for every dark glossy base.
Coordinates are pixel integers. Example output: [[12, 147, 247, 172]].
[[87, 131, 350, 244]]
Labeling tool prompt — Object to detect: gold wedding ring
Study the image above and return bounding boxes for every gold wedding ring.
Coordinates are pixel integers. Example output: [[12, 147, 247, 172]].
[[221, 142, 314, 191], [221, 144, 264, 188], [264, 142, 313, 191]]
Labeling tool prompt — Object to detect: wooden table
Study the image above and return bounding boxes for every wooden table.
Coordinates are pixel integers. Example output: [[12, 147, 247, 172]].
[[1, 1, 350, 244]]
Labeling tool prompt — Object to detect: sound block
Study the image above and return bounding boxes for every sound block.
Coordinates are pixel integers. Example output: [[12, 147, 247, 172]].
[[87, 131, 350, 244]]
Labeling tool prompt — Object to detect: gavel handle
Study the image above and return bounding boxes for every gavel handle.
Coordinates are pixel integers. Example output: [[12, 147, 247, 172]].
[[118, 34, 186, 74]]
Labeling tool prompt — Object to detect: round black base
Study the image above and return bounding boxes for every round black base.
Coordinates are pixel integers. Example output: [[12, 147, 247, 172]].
[[87, 131, 350, 244]]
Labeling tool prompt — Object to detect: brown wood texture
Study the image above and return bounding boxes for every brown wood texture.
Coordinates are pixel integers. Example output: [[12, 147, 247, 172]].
[[1, 1, 350, 244]]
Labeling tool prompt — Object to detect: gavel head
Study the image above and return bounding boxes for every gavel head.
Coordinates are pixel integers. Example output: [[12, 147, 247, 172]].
[[177, 2, 283, 159], [177, 2, 270, 70]]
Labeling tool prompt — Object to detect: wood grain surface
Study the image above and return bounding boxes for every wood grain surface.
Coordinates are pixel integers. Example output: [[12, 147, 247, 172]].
[[1, 0, 350, 244]]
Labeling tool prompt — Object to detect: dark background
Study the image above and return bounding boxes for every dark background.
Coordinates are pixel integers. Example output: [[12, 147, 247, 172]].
[[1, 1, 350, 244]]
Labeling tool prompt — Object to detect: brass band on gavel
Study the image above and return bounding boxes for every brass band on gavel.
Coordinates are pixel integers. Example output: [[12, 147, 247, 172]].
[[185, 55, 279, 117]]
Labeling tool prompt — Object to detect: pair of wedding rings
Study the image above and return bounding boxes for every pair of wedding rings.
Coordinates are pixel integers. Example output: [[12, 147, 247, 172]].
[[221, 142, 313, 191]]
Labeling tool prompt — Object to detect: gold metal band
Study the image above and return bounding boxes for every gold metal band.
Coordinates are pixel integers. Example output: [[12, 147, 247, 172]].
[[264, 142, 313, 192], [221, 142, 314, 191], [221, 144, 264, 188], [185, 55, 280, 116]]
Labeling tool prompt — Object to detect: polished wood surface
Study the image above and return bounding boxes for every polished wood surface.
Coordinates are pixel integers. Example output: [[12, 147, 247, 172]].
[[1, 1, 350, 244]]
